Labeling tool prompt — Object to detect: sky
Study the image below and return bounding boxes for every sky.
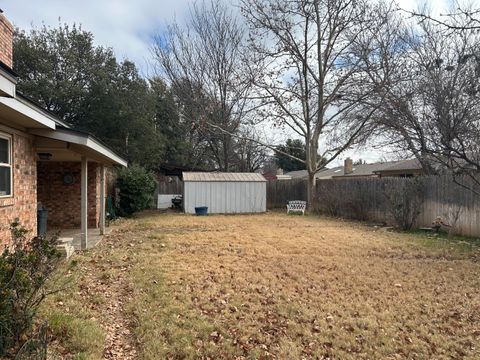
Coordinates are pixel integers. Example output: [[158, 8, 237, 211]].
[[3, 0, 197, 77], [4, 0, 441, 75], [3, 0, 452, 166]]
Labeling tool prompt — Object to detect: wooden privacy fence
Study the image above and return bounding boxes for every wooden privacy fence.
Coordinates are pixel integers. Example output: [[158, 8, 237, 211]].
[[156, 176, 183, 194], [154, 176, 183, 207], [266, 179, 307, 209], [267, 175, 480, 237]]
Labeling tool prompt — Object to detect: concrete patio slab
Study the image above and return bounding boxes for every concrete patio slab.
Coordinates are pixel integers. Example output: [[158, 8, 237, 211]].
[[48, 227, 111, 250]]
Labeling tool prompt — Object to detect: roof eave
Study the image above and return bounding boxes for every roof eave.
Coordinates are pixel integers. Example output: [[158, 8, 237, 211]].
[[15, 92, 71, 128], [0, 96, 57, 129], [29, 128, 128, 166], [0, 69, 16, 97]]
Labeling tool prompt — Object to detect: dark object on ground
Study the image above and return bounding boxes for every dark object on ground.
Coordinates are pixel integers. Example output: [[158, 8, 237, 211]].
[[172, 195, 183, 210], [106, 195, 116, 221], [195, 206, 208, 216], [419, 227, 435, 232], [37, 205, 48, 236]]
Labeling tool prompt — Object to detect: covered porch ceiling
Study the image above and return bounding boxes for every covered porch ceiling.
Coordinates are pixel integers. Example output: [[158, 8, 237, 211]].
[[32, 128, 127, 166]]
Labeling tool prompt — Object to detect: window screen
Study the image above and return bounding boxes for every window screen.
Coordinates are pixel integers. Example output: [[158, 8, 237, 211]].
[[0, 167, 11, 196], [0, 135, 12, 197], [0, 138, 8, 164]]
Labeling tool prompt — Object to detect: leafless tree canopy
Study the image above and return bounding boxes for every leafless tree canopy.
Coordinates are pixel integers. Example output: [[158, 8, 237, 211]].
[[403, 2, 480, 31], [152, 0, 256, 171], [359, 7, 480, 193], [152, 0, 480, 199], [241, 0, 394, 205]]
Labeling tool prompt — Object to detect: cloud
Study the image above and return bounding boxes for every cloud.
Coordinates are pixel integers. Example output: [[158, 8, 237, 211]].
[[3, 0, 194, 75], [4, 0, 449, 76], [2, 0, 460, 165]]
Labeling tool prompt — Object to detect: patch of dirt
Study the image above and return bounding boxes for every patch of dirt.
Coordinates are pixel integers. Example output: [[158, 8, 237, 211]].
[[76, 232, 139, 359]]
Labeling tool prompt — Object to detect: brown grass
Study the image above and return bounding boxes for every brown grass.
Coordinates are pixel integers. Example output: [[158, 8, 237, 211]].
[[43, 212, 480, 359]]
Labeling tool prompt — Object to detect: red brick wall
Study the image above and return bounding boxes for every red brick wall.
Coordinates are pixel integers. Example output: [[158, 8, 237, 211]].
[[0, 14, 13, 68], [0, 132, 37, 247], [37, 162, 101, 229]]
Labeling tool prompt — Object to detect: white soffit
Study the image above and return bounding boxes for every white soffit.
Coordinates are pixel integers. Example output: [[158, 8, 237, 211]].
[[30, 128, 127, 166], [0, 73, 15, 97], [0, 97, 56, 129]]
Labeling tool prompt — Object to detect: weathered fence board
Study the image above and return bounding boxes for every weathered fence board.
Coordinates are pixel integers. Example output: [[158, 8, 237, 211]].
[[267, 175, 480, 237], [266, 179, 307, 209], [156, 177, 183, 194], [154, 176, 183, 208]]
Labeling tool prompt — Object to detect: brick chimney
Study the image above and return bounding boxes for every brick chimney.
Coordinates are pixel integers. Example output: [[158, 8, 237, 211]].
[[0, 12, 13, 68], [344, 157, 353, 175]]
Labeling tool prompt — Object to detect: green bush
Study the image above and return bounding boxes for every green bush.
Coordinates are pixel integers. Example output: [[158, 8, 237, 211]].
[[117, 165, 156, 216], [0, 220, 62, 357]]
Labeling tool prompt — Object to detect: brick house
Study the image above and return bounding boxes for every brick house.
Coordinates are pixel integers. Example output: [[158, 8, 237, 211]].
[[0, 13, 127, 250]]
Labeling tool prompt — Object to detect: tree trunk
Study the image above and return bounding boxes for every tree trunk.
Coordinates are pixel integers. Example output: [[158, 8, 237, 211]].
[[307, 171, 316, 211], [306, 136, 318, 211], [223, 134, 229, 172]]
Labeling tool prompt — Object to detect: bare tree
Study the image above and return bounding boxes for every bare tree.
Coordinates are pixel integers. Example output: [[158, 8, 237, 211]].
[[152, 0, 253, 171], [402, 2, 480, 31], [360, 9, 480, 194], [235, 129, 269, 172], [240, 0, 393, 207]]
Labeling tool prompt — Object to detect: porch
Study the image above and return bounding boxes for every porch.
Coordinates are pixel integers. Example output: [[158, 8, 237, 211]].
[[37, 158, 108, 251], [32, 127, 127, 250]]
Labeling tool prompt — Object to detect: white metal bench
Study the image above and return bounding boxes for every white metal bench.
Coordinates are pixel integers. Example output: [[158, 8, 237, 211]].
[[287, 200, 307, 215]]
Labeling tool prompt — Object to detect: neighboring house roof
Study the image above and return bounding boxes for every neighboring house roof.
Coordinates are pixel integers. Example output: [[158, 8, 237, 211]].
[[334, 162, 398, 178], [317, 167, 344, 178], [262, 170, 278, 181], [285, 167, 340, 180], [373, 158, 422, 174], [183, 172, 267, 182], [285, 159, 423, 180], [285, 169, 310, 179]]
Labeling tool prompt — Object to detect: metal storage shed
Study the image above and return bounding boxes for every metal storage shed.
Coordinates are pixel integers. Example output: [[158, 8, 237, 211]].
[[182, 172, 267, 214]]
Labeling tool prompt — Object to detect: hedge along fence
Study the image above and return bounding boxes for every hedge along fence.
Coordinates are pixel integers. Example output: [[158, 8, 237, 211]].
[[266, 175, 480, 237]]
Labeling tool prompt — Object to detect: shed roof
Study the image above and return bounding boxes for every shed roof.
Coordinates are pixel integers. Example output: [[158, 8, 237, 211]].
[[183, 172, 266, 182]]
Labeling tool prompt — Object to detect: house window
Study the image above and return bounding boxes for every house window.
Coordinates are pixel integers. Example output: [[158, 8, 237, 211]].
[[0, 133, 12, 197]]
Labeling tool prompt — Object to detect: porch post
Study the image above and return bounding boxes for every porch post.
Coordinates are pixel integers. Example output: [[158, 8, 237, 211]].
[[99, 164, 106, 235], [81, 156, 88, 250]]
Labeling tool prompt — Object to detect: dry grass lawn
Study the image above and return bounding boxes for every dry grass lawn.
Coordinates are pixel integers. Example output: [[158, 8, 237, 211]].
[[43, 212, 480, 359]]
